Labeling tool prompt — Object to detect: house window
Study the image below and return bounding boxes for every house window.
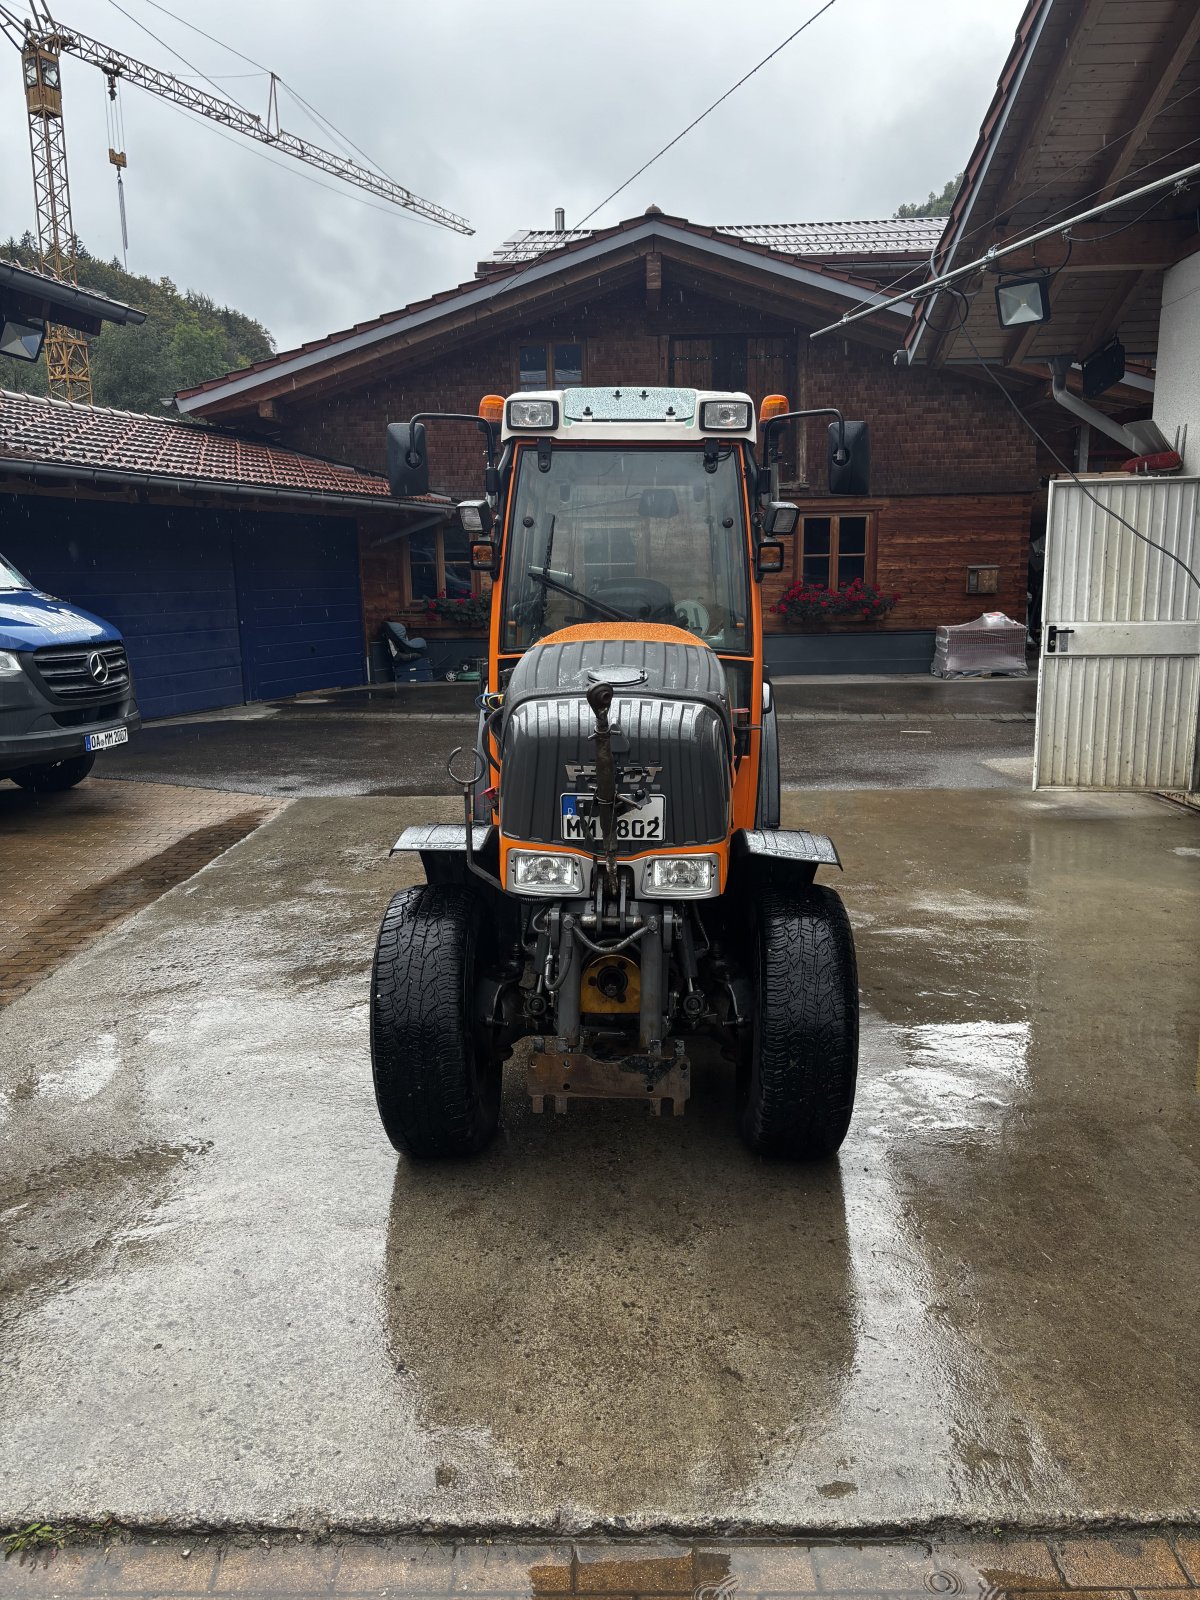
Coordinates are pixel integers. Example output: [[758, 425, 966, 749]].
[[519, 341, 583, 389], [800, 513, 873, 588], [408, 524, 474, 602]]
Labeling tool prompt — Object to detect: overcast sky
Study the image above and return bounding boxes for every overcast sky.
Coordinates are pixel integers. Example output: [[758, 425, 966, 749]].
[[0, 0, 1026, 352]]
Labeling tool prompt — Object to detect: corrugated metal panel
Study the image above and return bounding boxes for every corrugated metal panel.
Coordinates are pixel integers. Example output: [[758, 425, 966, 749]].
[[1035, 477, 1200, 790]]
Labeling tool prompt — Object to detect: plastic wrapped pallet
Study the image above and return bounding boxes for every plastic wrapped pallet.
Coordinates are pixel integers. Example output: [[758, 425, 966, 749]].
[[931, 611, 1028, 678]]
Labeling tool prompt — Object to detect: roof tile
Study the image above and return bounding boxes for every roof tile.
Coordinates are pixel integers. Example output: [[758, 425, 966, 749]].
[[0, 389, 439, 504]]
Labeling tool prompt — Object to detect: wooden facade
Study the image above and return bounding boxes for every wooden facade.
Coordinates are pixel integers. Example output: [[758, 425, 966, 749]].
[[177, 213, 1040, 671]]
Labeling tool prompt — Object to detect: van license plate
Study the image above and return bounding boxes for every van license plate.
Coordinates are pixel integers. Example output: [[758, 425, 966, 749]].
[[560, 793, 665, 843], [85, 727, 129, 752]]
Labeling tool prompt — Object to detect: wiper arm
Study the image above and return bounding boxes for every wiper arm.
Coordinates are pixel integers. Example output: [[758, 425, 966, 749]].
[[526, 567, 634, 623]]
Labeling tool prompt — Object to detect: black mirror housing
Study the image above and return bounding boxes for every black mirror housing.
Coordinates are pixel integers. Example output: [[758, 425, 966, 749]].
[[386, 420, 430, 499], [755, 540, 786, 577], [827, 420, 870, 496]]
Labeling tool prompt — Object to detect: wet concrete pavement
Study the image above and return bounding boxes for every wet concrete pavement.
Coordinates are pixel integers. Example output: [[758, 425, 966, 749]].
[[1, 786, 1197, 1533], [94, 679, 1037, 797]]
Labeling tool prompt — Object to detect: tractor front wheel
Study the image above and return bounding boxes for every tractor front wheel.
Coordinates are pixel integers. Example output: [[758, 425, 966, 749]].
[[371, 883, 502, 1157], [738, 886, 859, 1159]]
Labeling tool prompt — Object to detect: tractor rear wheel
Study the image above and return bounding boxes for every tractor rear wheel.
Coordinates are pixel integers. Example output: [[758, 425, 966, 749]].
[[738, 886, 859, 1159], [370, 883, 501, 1157]]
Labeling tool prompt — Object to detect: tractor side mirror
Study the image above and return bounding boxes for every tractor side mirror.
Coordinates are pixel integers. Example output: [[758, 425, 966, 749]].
[[763, 501, 800, 536], [386, 420, 429, 499], [827, 420, 870, 496], [755, 540, 786, 578]]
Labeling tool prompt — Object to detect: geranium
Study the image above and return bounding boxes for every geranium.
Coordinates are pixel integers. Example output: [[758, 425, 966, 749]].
[[775, 578, 899, 626]]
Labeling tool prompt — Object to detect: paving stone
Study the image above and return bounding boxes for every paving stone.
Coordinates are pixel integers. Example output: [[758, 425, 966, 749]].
[[696, 1542, 819, 1592], [332, 1541, 456, 1594], [1171, 1535, 1200, 1584], [811, 1543, 938, 1592], [1050, 1540, 1188, 1590], [575, 1542, 693, 1594], [213, 1542, 339, 1593], [934, 1540, 1063, 1592], [0, 779, 277, 1008], [451, 1544, 572, 1593]]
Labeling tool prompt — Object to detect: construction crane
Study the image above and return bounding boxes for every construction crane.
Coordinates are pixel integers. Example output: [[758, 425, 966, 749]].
[[0, 3, 473, 402]]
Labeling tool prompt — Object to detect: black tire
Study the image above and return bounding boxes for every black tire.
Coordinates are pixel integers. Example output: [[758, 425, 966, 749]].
[[370, 883, 501, 1157], [9, 751, 96, 792], [738, 885, 859, 1159]]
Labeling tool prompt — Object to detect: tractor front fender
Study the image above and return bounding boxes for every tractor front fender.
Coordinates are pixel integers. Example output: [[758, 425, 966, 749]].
[[392, 822, 497, 886], [730, 827, 842, 894]]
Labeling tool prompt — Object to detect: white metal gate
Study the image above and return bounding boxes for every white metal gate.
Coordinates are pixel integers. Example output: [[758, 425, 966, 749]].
[[1034, 475, 1200, 790]]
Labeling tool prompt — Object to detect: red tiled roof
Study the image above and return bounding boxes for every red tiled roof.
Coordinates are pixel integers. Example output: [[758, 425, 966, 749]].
[[177, 210, 914, 411], [0, 389, 442, 506]]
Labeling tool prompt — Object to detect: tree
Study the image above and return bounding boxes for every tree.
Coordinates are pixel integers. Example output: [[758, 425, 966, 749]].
[[895, 174, 963, 219], [0, 235, 274, 413]]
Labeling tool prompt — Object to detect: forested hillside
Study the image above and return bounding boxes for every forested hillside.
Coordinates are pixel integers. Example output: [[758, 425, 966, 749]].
[[0, 235, 274, 413]]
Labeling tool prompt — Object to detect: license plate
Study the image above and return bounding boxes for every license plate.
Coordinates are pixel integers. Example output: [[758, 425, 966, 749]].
[[85, 726, 129, 752], [560, 792, 665, 843]]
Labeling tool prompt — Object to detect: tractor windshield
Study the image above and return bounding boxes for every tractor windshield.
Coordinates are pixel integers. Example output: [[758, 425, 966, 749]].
[[501, 447, 750, 653]]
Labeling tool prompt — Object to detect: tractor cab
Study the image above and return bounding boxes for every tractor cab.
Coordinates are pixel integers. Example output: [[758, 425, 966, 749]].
[[371, 387, 868, 1161]]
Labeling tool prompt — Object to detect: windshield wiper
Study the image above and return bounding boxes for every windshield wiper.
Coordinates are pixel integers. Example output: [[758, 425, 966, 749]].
[[527, 566, 634, 623]]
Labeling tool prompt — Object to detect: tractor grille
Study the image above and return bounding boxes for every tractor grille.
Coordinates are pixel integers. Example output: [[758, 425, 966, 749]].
[[30, 642, 131, 702]]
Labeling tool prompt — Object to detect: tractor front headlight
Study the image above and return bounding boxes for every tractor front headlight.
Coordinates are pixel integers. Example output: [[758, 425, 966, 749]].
[[700, 399, 751, 431], [640, 855, 719, 898], [508, 849, 587, 896], [506, 398, 559, 430]]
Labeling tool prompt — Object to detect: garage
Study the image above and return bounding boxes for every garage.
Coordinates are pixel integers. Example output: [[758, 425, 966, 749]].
[[0, 390, 441, 718]]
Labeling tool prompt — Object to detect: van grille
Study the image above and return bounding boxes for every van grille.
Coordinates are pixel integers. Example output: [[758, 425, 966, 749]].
[[30, 642, 131, 701]]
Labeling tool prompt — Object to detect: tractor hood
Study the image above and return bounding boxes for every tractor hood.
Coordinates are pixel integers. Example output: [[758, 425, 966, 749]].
[[500, 625, 733, 851]]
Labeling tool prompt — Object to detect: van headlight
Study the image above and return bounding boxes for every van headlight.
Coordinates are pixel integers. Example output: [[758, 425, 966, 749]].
[[640, 855, 719, 897], [508, 850, 587, 896], [0, 650, 24, 677]]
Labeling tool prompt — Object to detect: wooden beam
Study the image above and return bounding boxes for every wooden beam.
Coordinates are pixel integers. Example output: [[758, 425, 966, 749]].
[[1095, 8, 1200, 204], [645, 251, 661, 314], [990, 0, 1110, 211], [1080, 269, 1149, 355]]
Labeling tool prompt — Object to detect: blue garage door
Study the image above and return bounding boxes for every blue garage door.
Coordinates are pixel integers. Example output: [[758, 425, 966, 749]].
[[234, 514, 365, 702], [2, 498, 243, 719]]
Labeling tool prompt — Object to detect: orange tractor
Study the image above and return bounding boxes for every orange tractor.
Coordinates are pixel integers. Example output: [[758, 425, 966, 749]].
[[372, 387, 868, 1158]]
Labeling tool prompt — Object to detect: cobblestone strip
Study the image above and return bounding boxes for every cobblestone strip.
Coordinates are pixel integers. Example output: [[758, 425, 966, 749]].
[[0, 1532, 1195, 1599]]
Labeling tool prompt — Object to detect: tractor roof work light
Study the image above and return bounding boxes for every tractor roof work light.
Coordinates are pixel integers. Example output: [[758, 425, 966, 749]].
[[995, 275, 1051, 329]]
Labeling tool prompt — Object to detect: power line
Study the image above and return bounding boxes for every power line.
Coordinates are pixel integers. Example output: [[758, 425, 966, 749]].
[[859, 78, 1200, 317], [488, 0, 842, 309], [570, 0, 841, 234]]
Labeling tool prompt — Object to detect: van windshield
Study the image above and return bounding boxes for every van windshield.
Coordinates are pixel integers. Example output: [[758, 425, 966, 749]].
[[0, 553, 28, 591], [501, 447, 750, 653]]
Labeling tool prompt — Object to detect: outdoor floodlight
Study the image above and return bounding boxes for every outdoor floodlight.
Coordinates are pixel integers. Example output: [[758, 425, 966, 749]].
[[0, 317, 45, 362], [995, 276, 1051, 330]]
